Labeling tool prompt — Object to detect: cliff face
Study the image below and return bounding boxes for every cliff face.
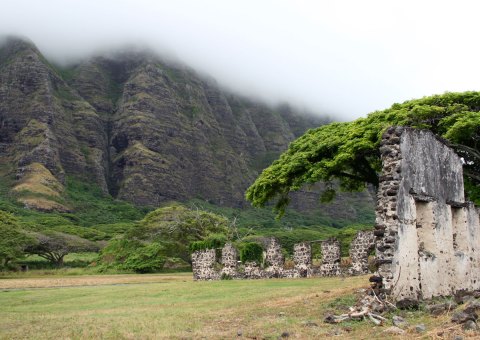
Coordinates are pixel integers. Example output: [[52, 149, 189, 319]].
[[0, 37, 330, 210]]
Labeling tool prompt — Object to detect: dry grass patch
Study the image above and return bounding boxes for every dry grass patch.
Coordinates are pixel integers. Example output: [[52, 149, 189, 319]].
[[0, 274, 477, 339]]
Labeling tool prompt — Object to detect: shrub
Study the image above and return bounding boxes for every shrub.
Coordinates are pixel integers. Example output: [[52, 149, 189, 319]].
[[239, 242, 263, 264], [189, 234, 227, 253], [97, 239, 166, 273], [123, 243, 166, 273]]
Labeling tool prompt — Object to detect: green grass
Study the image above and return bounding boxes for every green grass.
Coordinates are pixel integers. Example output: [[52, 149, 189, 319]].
[[0, 274, 465, 339]]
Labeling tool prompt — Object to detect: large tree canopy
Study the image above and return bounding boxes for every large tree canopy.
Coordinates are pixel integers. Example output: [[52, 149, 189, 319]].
[[246, 92, 480, 214]]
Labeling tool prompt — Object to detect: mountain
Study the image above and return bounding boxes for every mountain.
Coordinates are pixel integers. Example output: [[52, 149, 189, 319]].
[[1, 36, 350, 214]]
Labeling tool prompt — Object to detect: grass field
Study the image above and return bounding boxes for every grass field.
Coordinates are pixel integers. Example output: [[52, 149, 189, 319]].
[[0, 273, 472, 339]]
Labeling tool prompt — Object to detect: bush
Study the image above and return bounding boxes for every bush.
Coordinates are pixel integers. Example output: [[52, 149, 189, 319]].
[[123, 243, 166, 273], [239, 242, 263, 264], [98, 239, 166, 273], [189, 234, 227, 253]]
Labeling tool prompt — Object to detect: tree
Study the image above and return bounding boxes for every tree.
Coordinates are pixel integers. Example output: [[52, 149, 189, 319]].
[[0, 211, 34, 268], [246, 92, 480, 214], [128, 204, 230, 262], [26, 231, 99, 267]]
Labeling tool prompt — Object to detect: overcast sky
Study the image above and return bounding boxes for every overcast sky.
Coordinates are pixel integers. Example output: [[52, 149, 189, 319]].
[[1, 0, 479, 120]]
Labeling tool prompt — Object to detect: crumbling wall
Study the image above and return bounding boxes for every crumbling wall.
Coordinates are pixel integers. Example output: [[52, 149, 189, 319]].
[[320, 238, 341, 276], [374, 127, 480, 302], [294, 242, 312, 277], [265, 238, 285, 277], [220, 243, 238, 278], [191, 249, 219, 280], [348, 231, 375, 275]]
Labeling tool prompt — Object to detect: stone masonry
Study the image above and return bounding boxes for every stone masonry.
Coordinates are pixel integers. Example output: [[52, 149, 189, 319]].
[[374, 127, 480, 302], [348, 231, 375, 275], [293, 242, 312, 277], [265, 238, 285, 278], [191, 249, 219, 281], [220, 243, 238, 278], [320, 238, 341, 276]]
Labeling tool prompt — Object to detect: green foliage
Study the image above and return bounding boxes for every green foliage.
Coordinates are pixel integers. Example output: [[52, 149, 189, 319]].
[[0, 210, 35, 268], [189, 234, 227, 252], [133, 204, 230, 261], [122, 243, 166, 273], [25, 231, 99, 267], [239, 242, 263, 264], [246, 92, 480, 214], [65, 177, 149, 226], [97, 239, 166, 273]]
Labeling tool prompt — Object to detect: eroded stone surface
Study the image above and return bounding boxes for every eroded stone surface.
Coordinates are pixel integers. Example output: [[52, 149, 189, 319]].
[[220, 243, 238, 278], [265, 238, 285, 278], [348, 231, 375, 275], [374, 127, 480, 302], [294, 242, 312, 277], [320, 238, 341, 276], [191, 249, 219, 280]]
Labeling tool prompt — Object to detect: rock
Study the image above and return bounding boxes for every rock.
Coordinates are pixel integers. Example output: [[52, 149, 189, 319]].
[[280, 331, 290, 338], [383, 326, 405, 334], [453, 336, 464, 340], [451, 311, 477, 324], [464, 300, 480, 315], [427, 301, 458, 315], [396, 298, 419, 310], [463, 320, 478, 331], [392, 315, 409, 328], [415, 324, 426, 333], [455, 290, 474, 304]]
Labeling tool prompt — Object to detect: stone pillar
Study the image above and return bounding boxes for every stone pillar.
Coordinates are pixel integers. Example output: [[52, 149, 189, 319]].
[[265, 238, 285, 278], [220, 243, 238, 278], [348, 231, 375, 275], [191, 249, 219, 281], [293, 242, 312, 277], [320, 238, 341, 276]]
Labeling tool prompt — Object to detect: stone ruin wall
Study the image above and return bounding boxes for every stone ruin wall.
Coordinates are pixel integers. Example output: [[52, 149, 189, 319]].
[[192, 233, 375, 280], [320, 238, 341, 276], [349, 231, 375, 275], [373, 127, 480, 302]]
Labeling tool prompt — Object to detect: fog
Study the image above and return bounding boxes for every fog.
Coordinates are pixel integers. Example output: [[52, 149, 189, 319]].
[[1, 0, 480, 120]]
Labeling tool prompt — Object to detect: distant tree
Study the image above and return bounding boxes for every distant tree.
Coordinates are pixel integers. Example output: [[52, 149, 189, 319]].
[[131, 204, 230, 261], [26, 231, 99, 267], [246, 92, 480, 214], [98, 239, 166, 273], [0, 211, 34, 268]]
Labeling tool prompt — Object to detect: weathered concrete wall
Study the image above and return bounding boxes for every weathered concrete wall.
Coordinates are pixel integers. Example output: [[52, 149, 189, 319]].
[[220, 243, 238, 278], [320, 238, 341, 276], [374, 127, 480, 302], [191, 249, 219, 281], [348, 230, 375, 275], [294, 242, 312, 277]]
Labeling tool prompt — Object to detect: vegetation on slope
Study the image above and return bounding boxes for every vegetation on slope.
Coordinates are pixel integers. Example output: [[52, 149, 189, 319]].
[[247, 91, 480, 214]]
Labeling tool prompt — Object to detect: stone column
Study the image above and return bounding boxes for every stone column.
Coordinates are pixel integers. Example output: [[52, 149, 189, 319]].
[[191, 249, 219, 280], [293, 242, 312, 277], [220, 243, 238, 278], [320, 238, 341, 276], [265, 238, 285, 278], [348, 231, 375, 275]]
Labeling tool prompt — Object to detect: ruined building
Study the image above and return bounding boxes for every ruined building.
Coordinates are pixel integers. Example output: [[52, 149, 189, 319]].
[[374, 127, 480, 301], [191, 234, 375, 280]]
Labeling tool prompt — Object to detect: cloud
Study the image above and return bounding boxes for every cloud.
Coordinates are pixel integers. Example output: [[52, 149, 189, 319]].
[[1, 0, 480, 120]]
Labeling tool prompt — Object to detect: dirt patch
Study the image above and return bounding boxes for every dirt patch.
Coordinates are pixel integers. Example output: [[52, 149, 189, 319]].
[[0, 274, 191, 289]]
